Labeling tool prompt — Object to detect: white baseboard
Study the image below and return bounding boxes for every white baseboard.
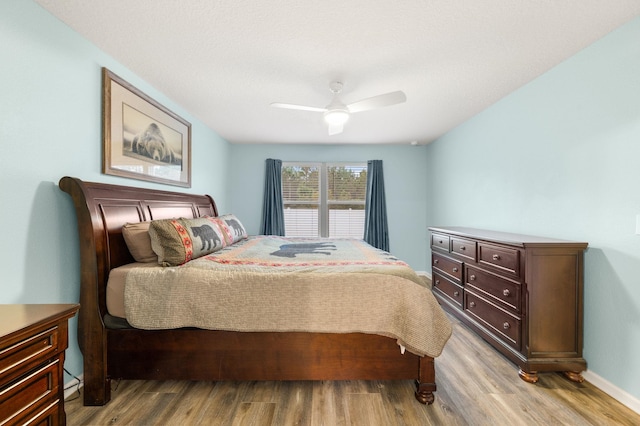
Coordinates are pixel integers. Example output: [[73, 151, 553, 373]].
[[583, 370, 640, 415], [415, 271, 431, 279], [415, 271, 432, 287], [64, 374, 84, 400]]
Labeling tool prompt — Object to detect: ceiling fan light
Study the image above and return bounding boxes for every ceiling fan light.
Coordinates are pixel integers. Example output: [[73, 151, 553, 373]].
[[324, 109, 349, 126]]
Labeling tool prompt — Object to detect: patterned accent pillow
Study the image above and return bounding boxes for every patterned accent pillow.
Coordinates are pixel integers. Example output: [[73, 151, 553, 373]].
[[148, 217, 227, 266], [122, 221, 157, 263], [207, 217, 234, 246], [217, 214, 248, 244]]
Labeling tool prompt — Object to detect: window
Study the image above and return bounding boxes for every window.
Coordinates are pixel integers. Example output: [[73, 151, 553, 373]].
[[282, 162, 367, 238]]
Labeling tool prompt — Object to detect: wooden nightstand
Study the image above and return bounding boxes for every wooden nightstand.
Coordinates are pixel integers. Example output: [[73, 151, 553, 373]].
[[0, 304, 79, 426]]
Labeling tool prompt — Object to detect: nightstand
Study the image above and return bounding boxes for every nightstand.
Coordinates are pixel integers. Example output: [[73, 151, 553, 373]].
[[0, 304, 79, 425]]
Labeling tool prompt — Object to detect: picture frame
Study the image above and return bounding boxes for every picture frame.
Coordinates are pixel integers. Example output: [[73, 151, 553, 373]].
[[102, 67, 191, 188]]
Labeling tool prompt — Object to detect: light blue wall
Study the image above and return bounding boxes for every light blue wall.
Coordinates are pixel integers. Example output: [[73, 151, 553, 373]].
[[229, 144, 429, 270], [5, 0, 639, 407], [1, 0, 230, 382], [426, 17, 640, 399]]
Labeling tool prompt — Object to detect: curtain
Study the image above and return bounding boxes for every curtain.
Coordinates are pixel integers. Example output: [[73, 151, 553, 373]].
[[364, 159, 389, 251], [260, 158, 285, 236]]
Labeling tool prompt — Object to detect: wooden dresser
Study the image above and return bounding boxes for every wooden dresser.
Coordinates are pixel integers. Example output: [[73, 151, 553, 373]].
[[429, 226, 587, 383], [0, 304, 79, 426]]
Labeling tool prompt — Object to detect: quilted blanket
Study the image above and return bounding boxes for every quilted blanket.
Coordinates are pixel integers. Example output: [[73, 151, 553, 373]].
[[124, 236, 452, 357]]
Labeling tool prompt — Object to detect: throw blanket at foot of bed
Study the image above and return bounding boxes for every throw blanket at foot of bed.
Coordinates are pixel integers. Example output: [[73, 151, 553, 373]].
[[121, 236, 452, 358]]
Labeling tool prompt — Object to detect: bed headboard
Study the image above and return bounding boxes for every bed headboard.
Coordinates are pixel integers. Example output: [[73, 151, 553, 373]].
[[58, 176, 218, 343]]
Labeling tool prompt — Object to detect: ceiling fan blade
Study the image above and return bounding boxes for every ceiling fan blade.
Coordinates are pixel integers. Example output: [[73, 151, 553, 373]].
[[346, 90, 406, 113], [328, 123, 344, 135], [270, 102, 326, 113]]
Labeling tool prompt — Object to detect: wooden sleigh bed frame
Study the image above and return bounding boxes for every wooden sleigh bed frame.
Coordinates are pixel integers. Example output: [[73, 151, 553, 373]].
[[59, 176, 437, 406]]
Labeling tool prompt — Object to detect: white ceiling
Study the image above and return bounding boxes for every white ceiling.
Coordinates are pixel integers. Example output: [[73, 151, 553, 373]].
[[35, 1, 640, 145]]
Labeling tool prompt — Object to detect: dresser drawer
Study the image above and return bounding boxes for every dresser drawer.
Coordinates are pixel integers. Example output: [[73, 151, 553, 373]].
[[478, 243, 520, 276], [466, 265, 521, 312], [433, 272, 464, 308], [432, 253, 463, 282], [451, 237, 476, 261], [431, 233, 450, 252], [0, 327, 59, 386], [465, 291, 521, 350], [0, 360, 60, 425]]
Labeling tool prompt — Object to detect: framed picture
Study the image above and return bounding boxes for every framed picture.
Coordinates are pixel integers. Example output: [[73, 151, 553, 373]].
[[102, 67, 191, 187]]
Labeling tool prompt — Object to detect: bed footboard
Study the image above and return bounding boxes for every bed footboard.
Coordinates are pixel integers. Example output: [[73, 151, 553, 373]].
[[102, 328, 435, 406]]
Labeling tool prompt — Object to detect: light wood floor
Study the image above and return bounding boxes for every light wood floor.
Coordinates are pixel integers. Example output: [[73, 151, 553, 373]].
[[65, 314, 640, 425]]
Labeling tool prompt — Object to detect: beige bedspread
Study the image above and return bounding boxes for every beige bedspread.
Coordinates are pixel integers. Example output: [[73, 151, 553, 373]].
[[123, 236, 452, 357]]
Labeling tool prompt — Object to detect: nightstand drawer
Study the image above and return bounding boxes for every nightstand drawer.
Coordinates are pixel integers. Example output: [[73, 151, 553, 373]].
[[0, 327, 59, 385], [432, 253, 463, 282], [0, 360, 60, 425], [0, 304, 79, 426], [465, 290, 521, 350], [14, 400, 59, 426], [466, 265, 521, 312], [433, 272, 463, 308], [478, 243, 520, 276]]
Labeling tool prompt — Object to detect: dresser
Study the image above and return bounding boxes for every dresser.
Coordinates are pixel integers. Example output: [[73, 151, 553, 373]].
[[0, 304, 79, 426], [429, 226, 587, 383]]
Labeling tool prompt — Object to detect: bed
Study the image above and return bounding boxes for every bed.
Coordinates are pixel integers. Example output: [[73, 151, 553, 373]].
[[59, 176, 451, 406]]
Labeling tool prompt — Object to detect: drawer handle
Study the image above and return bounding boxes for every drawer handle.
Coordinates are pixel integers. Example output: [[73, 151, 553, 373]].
[[438, 240, 443, 244], [435, 280, 440, 285], [503, 322, 511, 330], [469, 274, 476, 281], [453, 291, 460, 297], [434, 259, 439, 264], [469, 301, 476, 308], [492, 254, 501, 261], [452, 267, 458, 273], [503, 289, 511, 297], [459, 245, 466, 251]]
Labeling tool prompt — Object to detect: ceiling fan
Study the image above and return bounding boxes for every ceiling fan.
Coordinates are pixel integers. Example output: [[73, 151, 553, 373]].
[[270, 81, 406, 135]]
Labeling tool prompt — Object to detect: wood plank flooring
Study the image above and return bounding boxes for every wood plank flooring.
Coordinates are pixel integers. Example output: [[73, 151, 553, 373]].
[[65, 313, 640, 425]]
